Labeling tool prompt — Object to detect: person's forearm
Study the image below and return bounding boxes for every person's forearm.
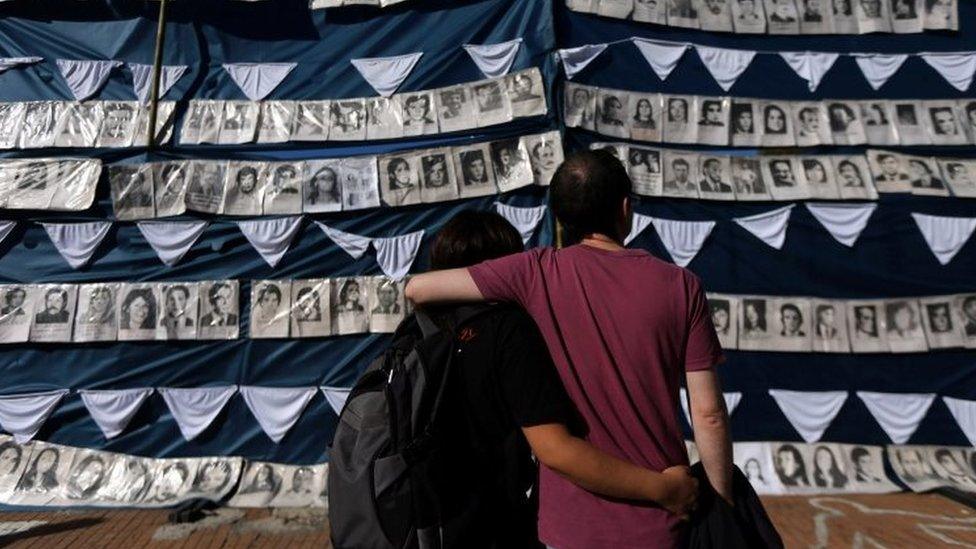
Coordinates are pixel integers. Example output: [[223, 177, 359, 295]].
[[404, 269, 484, 305], [692, 408, 733, 502]]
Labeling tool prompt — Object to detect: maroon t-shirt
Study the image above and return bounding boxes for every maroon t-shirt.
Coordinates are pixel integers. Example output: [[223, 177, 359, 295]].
[[468, 245, 724, 549]]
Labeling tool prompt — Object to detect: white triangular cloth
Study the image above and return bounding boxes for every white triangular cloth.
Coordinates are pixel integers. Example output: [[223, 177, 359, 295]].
[[223, 62, 297, 101], [0, 221, 16, 247], [463, 38, 523, 79], [805, 203, 877, 248], [495, 202, 547, 245], [236, 216, 304, 268], [557, 43, 608, 80], [694, 45, 756, 91], [857, 391, 935, 444], [373, 230, 425, 281], [768, 389, 847, 443], [943, 397, 976, 448], [55, 59, 122, 101], [679, 389, 742, 426], [734, 206, 794, 250], [158, 386, 238, 442], [631, 38, 688, 81], [919, 52, 976, 92], [625, 212, 655, 246], [852, 53, 909, 91], [650, 217, 715, 268], [321, 387, 351, 416], [240, 386, 317, 444], [79, 388, 153, 440], [128, 63, 189, 104], [911, 213, 976, 265], [351, 53, 423, 97], [0, 389, 69, 444], [41, 221, 113, 269], [779, 52, 839, 92], [316, 223, 373, 260], [0, 57, 42, 74], [137, 220, 208, 267]]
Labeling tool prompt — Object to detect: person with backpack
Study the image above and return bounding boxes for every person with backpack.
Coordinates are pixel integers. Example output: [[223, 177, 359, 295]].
[[406, 151, 734, 549], [330, 210, 699, 549]]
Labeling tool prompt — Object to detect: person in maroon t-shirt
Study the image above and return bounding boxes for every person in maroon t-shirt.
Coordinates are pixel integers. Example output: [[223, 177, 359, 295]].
[[407, 150, 733, 549]]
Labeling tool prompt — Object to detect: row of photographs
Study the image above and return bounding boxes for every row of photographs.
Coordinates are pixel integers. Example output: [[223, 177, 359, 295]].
[[567, 83, 976, 148], [0, 436, 326, 508], [107, 131, 562, 220], [596, 142, 976, 201], [309, 0, 409, 8], [706, 293, 976, 353], [0, 276, 411, 344], [0, 158, 100, 211], [180, 68, 547, 145], [568, 0, 958, 33], [0, 101, 175, 150]]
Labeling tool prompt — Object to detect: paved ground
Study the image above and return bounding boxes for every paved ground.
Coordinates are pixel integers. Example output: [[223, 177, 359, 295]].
[[0, 494, 974, 547]]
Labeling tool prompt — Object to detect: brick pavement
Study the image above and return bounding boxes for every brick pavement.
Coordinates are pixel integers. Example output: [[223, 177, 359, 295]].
[[1, 494, 975, 548]]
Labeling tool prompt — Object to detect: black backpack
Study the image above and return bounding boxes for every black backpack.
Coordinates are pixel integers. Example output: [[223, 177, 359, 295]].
[[328, 305, 493, 549]]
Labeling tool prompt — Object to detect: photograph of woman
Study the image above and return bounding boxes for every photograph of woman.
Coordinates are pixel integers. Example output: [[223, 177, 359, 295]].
[[759, 102, 795, 147], [223, 162, 265, 216], [290, 279, 331, 338], [96, 457, 154, 504], [65, 452, 111, 501], [401, 93, 439, 136], [630, 94, 662, 142], [811, 445, 848, 490], [365, 97, 404, 140], [303, 161, 343, 213], [118, 285, 158, 341], [379, 154, 421, 207], [13, 444, 73, 505], [250, 281, 291, 339], [419, 150, 459, 203], [454, 144, 497, 198], [490, 138, 534, 193], [524, 132, 564, 187], [774, 444, 810, 488], [74, 284, 119, 342], [332, 277, 368, 335]]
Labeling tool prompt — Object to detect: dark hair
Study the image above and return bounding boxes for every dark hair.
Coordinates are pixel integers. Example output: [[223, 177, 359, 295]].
[[550, 151, 631, 243], [851, 447, 870, 462], [429, 210, 524, 270]]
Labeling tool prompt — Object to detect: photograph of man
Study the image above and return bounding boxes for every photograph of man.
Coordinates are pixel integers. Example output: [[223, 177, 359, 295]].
[[802, 0, 825, 20], [263, 163, 302, 214], [768, 159, 797, 187], [931, 107, 959, 136], [199, 281, 238, 340], [596, 92, 628, 138], [0, 287, 27, 319], [472, 83, 510, 128], [699, 100, 725, 127], [894, 448, 935, 485], [779, 303, 806, 337], [186, 162, 227, 214], [158, 284, 196, 340], [963, 101, 976, 134], [710, 299, 731, 337], [98, 457, 154, 504], [436, 87, 474, 133], [635, 0, 667, 22], [699, 0, 733, 29], [815, 303, 838, 340], [668, 0, 699, 22], [943, 161, 976, 198], [289, 280, 330, 338], [526, 133, 563, 186], [420, 151, 458, 202], [371, 279, 401, 316], [850, 447, 883, 483], [564, 84, 595, 129], [926, 302, 953, 334], [732, 157, 768, 198], [827, 103, 865, 144], [958, 295, 976, 337], [455, 146, 496, 197], [883, 299, 926, 352], [256, 101, 295, 144], [732, 0, 767, 30], [871, 152, 909, 191], [774, 444, 809, 488], [329, 100, 366, 140], [97, 102, 137, 147], [926, 103, 966, 144], [853, 305, 879, 338], [923, 0, 955, 29], [506, 70, 545, 118], [892, 0, 918, 17], [932, 449, 976, 488], [438, 87, 467, 121], [663, 154, 698, 196], [369, 278, 404, 333], [109, 165, 154, 220], [668, 97, 689, 124], [698, 157, 733, 195], [251, 281, 290, 339]]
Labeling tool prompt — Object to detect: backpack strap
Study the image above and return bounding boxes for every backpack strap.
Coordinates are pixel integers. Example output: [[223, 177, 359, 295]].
[[414, 309, 440, 339]]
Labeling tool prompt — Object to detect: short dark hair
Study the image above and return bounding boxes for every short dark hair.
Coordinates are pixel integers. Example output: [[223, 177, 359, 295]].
[[429, 210, 524, 270], [550, 151, 631, 243]]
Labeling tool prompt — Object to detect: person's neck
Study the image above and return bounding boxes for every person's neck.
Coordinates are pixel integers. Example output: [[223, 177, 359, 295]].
[[580, 233, 624, 251]]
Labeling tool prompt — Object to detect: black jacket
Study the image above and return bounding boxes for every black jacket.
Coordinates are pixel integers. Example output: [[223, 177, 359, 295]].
[[687, 463, 784, 549]]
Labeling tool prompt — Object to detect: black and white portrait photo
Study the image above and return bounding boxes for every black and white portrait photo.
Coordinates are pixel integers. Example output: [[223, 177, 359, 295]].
[[730, 101, 760, 146], [379, 154, 421, 207], [889, 446, 939, 490], [365, 97, 404, 141], [627, 146, 663, 197], [662, 151, 700, 198], [262, 162, 304, 215], [47, 159, 100, 212], [731, 157, 770, 200], [920, 297, 963, 349], [256, 101, 296, 144], [157, 283, 199, 340], [764, 157, 810, 201], [436, 86, 476, 134], [923, 0, 956, 30], [29, 284, 77, 343], [196, 100, 225, 144], [65, 451, 112, 501], [827, 102, 867, 145], [0, 102, 26, 150], [792, 103, 831, 147], [697, 98, 730, 146], [564, 84, 596, 130], [697, 156, 735, 200], [884, 299, 928, 353], [198, 281, 240, 340], [906, 156, 948, 196], [848, 446, 888, 488], [664, 95, 698, 144], [758, 101, 795, 147], [773, 444, 809, 488], [634, 0, 668, 23], [629, 93, 662, 142], [802, 157, 841, 200], [332, 277, 369, 335], [490, 138, 534, 193], [799, 0, 832, 32], [854, 0, 891, 32], [223, 161, 266, 216], [329, 99, 367, 141], [809, 444, 848, 490], [217, 101, 260, 145], [109, 164, 155, 221], [230, 461, 283, 507], [890, 0, 923, 32], [338, 157, 380, 211], [764, 0, 801, 32], [53, 102, 103, 148], [524, 131, 564, 187], [369, 277, 405, 334], [401, 92, 440, 136], [738, 298, 773, 350], [96, 457, 155, 504], [811, 299, 851, 353], [148, 460, 194, 505], [868, 150, 911, 194], [860, 101, 899, 145], [117, 284, 158, 341], [925, 102, 967, 145], [303, 160, 343, 213], [942, 159, 976, 198], [732, 0, 768, 31], [291, 100, 331, 142], [930, 448, 976, 489], [829, 0, 858, 31], [708, 294, 738, 350], [19, 101, 57, 149], [74, 283, 119, 342], [0, 285, 34, 344], [12, 444, 73, 505], [250, 280, 291, 339], [596, 90, 630, 139], [832, 156, 878, 200], [506, 69, 547, 119], [153, 161, 189, 217], [453, 143, 497, 198], [848, 300, 889, 353], [668, 0, 701, 27], [419, 149, 459, 203], [771, 298, 813, 351], [269, 464, 326, 507], [735, 443, 783, 495], [963, 100, 976, 142], [0, 438, 28, 494], [289, 279, 331, 338], [471, 82, 512, 129], [700, 0, 735, 30], [185, 161, 228, 214], [186, 458, 241, 500], [891, 101, 929, 145], [4, 160, 56, 210]]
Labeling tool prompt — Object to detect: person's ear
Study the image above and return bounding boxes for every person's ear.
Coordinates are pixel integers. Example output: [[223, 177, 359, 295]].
[[617, 196, 632, 241]]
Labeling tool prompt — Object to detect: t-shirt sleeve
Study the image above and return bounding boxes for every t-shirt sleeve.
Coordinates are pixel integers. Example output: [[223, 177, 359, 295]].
[[683, 272, 725, 372], [496, 311, 577, 428], [467, 250, 540, 307]]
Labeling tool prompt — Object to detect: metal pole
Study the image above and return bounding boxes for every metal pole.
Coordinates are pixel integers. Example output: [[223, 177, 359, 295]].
[[146, 0, 169, 150]]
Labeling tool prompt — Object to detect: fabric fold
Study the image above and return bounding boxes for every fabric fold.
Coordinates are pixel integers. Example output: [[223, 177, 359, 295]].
[[240, 386, 317, 444], [495, 202, 547, 245], [79, 388, 154, 440], [128, 63, 189, 104], [631, 38, 689, 81], [805, 203, 877, 247], [649, 217, 716, 268], [852, 53, 909, 90], [0, 56, 42, 75], [55, 59, 122, 101], [942, 397, 976, 448], [316, 223, 373, 260], [556, 43, 609, 80], [911, 213, 976, 265], [919, 52, 976, 92], [0, 389, 69, 443], [372, 230, 425, 281], [321, 386, 351, 416], [158, 386, 238, 441], [768, 389, 847, 443], [41, 221, 113, 270], [624, 212, 655, 246], [137, 220, 208, 266], [779, 52, 840, 92], [0, 221, 16, 248], [351, 53, 423, 97], [236, 216, 304, 268], [693, 45, 756, 91], [223, 62, 297, 101], [463, 38, 523, 79], [733, 205, 794, 250], [857, 391, 935, 444]]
